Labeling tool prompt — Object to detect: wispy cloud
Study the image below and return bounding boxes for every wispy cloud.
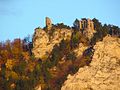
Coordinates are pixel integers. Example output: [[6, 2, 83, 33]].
[[0, 6, 23, 16], [0, 8, 16, 16]]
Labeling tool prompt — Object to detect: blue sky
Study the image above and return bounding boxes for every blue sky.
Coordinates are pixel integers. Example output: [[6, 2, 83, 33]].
[[0, 0, 120, 41]]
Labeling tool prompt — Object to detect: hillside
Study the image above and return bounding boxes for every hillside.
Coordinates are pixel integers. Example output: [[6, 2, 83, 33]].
[[0, 17, 120, 90]]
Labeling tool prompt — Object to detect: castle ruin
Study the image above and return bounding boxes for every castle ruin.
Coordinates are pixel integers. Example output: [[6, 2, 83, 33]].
[[74, 18, 94, 30], [74, 18, 95, 39]]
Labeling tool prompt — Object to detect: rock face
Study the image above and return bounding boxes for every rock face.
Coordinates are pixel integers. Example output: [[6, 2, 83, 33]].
[[32, 28, 49, 59], [73, 43, 87, 57], [32, 28, 72, 59], [61, 36, 120, 90], [83, 29, 96, 40]]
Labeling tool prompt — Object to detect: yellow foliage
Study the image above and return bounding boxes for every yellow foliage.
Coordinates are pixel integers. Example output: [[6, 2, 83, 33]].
[[0, 50, 9, 60], [5, 71, 19, 80], [41, 55, 48, 60], [5, 59, 15, 70], [22, 52, 30, 61], [21, 75, 29, 80], [10, 71, 19, 80], [26, 62, 35, 72]]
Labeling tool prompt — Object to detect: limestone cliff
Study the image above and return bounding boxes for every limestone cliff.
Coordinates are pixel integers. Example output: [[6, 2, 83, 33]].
[[61, 35, 120, 90], [32, 17, 96, 60], [32, 27, 72, 59], [73, 43, 87, 57]]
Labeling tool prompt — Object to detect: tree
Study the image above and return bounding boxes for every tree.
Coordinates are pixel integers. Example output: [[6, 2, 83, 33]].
[[53, 23, 71, 29], [23, 35, 33, 55], [92, 18, 102, 30], [5, 59, 15, 70], [70, 31, 81, 48], [66, 52, 76, 61], [102, 24, 109, 37], [91, 18, 106, 45], [11, 39, 23, 60], [59, 39, 71, 55], [13, 61, 27, 75], [50, 45, 61, 66]]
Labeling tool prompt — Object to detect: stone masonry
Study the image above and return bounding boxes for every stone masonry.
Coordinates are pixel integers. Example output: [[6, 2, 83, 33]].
[[46, 17, 52, 30], [74, 18, 96, 39], [74, 18, 94, 30]]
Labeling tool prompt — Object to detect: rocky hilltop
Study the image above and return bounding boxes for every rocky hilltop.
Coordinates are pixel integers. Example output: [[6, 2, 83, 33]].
[[32, 17, 95, 60], [32, 17, 120, 90], [1, 17, 120, 90], [61, 35, 120, 90], [32, 17, 73, 59], [32, 26, 72, 59]]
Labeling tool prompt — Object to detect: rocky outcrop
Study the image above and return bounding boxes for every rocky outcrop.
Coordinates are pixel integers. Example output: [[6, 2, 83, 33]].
[[61, 35, 120, 90], [73, 43, 88, 57], [32, 28, 72, 59], [32, 28, 50, 59], [83, 29, 96, 40]]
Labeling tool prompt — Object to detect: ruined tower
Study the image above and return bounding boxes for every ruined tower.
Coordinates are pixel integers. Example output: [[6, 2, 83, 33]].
[[46, 17, 52, 30], [79, 18, 94, 30], [73, 18, 95, 39]]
